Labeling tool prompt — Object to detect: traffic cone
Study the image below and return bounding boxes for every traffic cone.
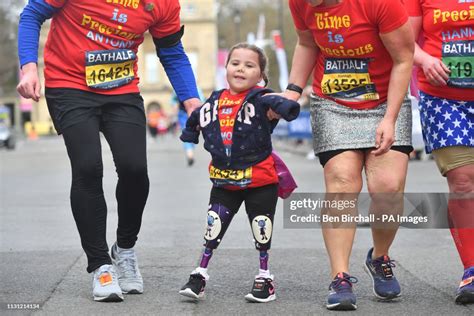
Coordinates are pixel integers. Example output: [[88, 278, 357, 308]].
[[28, 126, 38, 140]]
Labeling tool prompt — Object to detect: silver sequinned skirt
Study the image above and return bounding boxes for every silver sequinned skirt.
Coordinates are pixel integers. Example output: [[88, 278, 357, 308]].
[[309, 94, 412, 154]]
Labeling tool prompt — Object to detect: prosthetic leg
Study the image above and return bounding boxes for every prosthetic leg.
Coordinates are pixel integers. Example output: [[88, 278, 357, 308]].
[[245, 211, 276, 303], [179, 204, 235, 299]]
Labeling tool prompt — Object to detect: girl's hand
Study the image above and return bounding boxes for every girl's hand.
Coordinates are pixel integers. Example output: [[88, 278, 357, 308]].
[[264, 91, 300, 120], [267, 108, 281, 120], [182, 98, 202, 116], [420, 55, 450, 86]]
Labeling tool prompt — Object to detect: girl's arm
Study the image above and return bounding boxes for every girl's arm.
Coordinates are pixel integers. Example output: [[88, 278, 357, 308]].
[[259, 95, 300, 122], [179, 108, 201, 144]]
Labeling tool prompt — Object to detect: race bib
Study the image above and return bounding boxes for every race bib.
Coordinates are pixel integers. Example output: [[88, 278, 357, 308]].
[[321, 58, 379, 102], [209, 165, 252, 187], [85, 49, 136, 90], [442, 40, 474, 89]]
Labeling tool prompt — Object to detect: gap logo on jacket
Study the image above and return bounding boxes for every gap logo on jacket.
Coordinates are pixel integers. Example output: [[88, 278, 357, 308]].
[[181, 87, 301, 171]]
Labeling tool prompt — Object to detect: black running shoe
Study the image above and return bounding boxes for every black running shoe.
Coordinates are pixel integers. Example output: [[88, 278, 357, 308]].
[[244, 277, 276, 303], [179, 273, 206, 299]]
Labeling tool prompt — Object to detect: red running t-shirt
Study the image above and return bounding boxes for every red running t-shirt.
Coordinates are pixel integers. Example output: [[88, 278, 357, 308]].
[[43, 0, 181, 95], [405, 0, 474, 101], [208, 89, 278, 190], [289, 0, 409, 109]]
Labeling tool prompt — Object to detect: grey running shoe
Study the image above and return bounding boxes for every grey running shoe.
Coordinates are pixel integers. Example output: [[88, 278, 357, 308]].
[[111, 243, 144, 294], [92, 264, 123, 302]]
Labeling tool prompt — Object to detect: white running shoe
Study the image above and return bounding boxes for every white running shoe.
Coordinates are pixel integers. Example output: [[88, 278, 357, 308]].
[[92, 264, 123, 302], [111, 243, 144, 294]]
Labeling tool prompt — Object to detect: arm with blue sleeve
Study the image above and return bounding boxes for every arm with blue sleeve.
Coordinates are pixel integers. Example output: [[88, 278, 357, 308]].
[[18, 0, 58, 67], [153, 26, 200, 104]]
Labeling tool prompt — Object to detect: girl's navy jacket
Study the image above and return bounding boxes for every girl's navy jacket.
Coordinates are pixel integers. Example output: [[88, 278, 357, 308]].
[[180, 87, 300, 170]]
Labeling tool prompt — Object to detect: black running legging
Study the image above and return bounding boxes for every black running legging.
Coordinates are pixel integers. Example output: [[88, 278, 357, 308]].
[[62, 117, 149, 273]]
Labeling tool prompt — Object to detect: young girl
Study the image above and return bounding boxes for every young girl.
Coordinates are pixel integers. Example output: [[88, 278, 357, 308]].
[[178, 43, 300, 303]]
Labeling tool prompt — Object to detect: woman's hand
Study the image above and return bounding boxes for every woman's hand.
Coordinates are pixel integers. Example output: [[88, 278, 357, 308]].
[[372, 117, 396, 156], [409, 17, 450, 87], [420, 55, 450, 86]]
